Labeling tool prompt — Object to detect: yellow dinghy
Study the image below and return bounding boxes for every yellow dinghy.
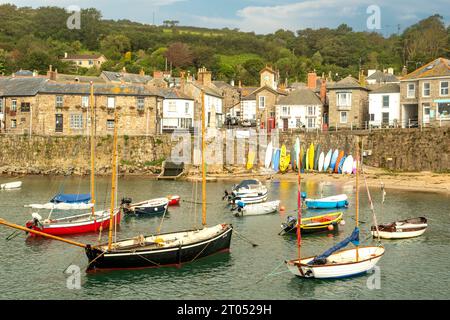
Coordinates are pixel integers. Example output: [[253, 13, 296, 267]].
[[308, 142, 315, 170], [279, 145, 291, 173], [280, 212, 343, 234], [246, 150, 256, 170]]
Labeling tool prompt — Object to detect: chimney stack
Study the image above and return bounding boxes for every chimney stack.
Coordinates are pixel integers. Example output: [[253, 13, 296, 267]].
[[139, 68, 145, 76], [47, 65, 57, 81], [307, 72, 317, 90], [320, 79, 327, 104], [197, 66, 212, 87], [402, 66, 408, 76]]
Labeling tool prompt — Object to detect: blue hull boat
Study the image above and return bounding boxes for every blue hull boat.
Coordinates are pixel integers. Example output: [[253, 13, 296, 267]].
[[305, 194, 349, 209]]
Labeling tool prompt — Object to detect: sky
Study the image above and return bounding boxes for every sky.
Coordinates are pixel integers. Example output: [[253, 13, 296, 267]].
[[1, 0, 449, 35]]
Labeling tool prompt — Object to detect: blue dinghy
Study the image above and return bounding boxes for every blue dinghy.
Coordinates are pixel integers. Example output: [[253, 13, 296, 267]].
[[305, 194, 349, 209]]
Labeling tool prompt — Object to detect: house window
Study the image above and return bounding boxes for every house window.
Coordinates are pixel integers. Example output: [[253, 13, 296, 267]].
[[78, 61, 82, 65], [259, 96, 266, 109], [307, 106, 316, 116], [438, 103, 450, 119], [407, 83, 415, 98], [340, 111, 348, 123], [307, 118, 316, 128], [440, 82, 449, 96], [282, 106, 290, 116], [423, 83, 430, 97], [382, 95, 389, 108], [56, 96, 63, 108], [296, 118, 302, 128], [168, 101, 176, 112], [382, 112, 389, 124], [11, 100, 17, 112], [107, 97, 115, 109], [21, 102, 30, 112], [89, 60, 93, 65], [185, 102, 190, 115], [106, 119, 115, 130], [70, 114, 83, 129], [179, 118, 193, 129], [137, 97, 145, 111], [336, 92, 352, 107], [55, 114, 63, 132], [82, 96, 89, 108], [11, 119, 17, 128]]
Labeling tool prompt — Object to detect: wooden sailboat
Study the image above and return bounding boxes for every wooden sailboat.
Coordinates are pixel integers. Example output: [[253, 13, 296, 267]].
[[285, 138, 385, 279], [0, 181, 22, 190], [25, 82, 121, 236], [83, 90, 233, 271]]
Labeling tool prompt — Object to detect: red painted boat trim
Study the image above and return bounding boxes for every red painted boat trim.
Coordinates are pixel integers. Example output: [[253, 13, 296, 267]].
[[26, 212, 121, 236]]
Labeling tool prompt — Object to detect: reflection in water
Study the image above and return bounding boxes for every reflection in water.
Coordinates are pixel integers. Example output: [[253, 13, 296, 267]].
[[0, 176, 448, 299]]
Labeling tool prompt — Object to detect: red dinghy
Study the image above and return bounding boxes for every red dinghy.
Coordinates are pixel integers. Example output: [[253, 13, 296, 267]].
[[167, 195, 181, 206], [25, 209, 121, 236]]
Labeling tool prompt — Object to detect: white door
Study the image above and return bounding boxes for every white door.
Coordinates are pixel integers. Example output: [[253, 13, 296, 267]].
[[423, 104, 430, 124]]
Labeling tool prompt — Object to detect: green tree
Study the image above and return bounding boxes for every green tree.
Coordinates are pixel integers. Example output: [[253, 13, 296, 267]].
[[100, 34, 131, 60]]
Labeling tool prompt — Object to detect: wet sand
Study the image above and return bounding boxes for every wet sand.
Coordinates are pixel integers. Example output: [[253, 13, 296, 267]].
[[186, 166, 450, 195]]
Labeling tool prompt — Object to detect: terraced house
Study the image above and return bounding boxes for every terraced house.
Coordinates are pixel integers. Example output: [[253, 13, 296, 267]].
[[0, 77, 163, 136], [400, 57, 450, 127]]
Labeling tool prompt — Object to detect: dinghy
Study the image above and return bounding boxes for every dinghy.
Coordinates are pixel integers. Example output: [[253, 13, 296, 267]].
[[338, 156, 346, 174], [323, 149, 332, 172], [318, 152, 325, 172], [279, 145, 290, 173], [272, 148, 280, 172], [305, 194, 348, 209], [167, 195, 181, 206], [234, 200, 280, 217], [329, 149, 339, 172], [334, 151, 345, 173], [286, 138, 384, 279], [371, 217, 428, 239], [121, 197, 169, 216], [308, 143, 315, 170], [224, 179, 268, 205], [0, 181, 22, 190], [342, 156, 354, 174], [280, 212, 343, 234]]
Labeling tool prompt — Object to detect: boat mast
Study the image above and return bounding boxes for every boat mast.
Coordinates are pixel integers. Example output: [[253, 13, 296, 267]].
[[201, 90, 206, 227], [89, 82, 96, 217], [0, 218, 87, 248], [108, 110, 119, 250], [296, 146, 302, 261], [355, 137, 360, 262]]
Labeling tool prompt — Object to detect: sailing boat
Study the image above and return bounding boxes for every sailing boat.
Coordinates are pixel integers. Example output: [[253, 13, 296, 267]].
[[285, 138, 385, 279], [83, 91, 233, 271], [24, 82, 121, 236]]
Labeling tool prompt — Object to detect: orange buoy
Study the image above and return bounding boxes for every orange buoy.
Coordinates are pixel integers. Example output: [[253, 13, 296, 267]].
[[280, 206, 286, 211], [328, 224, 334, 231]]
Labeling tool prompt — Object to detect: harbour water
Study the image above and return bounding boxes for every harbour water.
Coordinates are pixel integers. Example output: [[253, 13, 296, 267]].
[[0, 176, 449, 300]]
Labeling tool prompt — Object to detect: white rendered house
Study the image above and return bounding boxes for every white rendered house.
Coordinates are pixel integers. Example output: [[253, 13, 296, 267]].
[[368, 84, 400, 128]]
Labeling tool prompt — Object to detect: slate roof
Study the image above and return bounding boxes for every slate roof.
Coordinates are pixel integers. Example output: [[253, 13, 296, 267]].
[[367, 70, 399, 83], [369, 83, 400, 94], [277, 88, 322, 106], [56, 74, 106, 83], [401, 57, 450, 80], [39, 82, 162, 97], [191, 82, 223, 98], [0, 77, 48, 96], [328, 75, 369, 90], [14, 70, 34, 76], [101, 71, 153, 84], [159, 88, 194, 100], [213, 81, 236, 90]]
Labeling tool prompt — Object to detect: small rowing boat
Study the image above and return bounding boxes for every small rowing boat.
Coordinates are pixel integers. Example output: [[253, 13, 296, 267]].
[[234, 200, 280, 216], [167, 195, 181, 206], [121, 197, 169, 216], [280, 212, 343, 234], [371, 217, 428, 239], [305, 194, 348, 209], [0, 181, 22, 190]]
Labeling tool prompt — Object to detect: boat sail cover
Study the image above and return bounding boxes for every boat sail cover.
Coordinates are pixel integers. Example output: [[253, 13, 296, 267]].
[[50, 193, 91, 203], [25, 203, 95, 210], [308, 227, 360, 265]]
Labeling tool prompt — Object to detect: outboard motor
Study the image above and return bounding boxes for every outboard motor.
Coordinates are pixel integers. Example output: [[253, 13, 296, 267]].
[[222, 190, 229, 201], [121, 197, 132, 206], [26, 212, 43, 232]]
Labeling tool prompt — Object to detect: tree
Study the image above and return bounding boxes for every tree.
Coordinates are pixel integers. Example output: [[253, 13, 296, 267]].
[[164, 42, 193, 68], [241, 58, 265, 86], [100, 34, 131, 60]]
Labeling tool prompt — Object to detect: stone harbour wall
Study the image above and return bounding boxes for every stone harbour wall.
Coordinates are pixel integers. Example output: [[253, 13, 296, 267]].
[[0, 127, 449, 176]]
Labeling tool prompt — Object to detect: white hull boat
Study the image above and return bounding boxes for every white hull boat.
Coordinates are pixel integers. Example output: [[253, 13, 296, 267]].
[[225, 179, 268, 205], [0, 181, 22, 190], [286, 246, 385, 279], [235, 200, 280, 216], [371, 217, 428, 239]]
